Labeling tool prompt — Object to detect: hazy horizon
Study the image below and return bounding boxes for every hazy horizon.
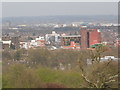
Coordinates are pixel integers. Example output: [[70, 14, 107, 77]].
[[2, 2, 118, 18]]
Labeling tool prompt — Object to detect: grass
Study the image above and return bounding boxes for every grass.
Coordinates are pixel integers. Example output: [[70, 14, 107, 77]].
[[36, 67, 83, 88], [3, 64, 83, 88]]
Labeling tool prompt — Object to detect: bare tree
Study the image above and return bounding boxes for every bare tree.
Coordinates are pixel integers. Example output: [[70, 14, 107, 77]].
[[78, 46, 119, 88]]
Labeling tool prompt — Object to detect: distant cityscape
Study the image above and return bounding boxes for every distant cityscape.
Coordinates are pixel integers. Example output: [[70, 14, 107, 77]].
[[1, 16, 119, 50], [1, 2, 119, 88]]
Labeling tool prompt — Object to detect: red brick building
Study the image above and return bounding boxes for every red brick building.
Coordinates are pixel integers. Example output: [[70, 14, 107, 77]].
[[80, 28, 101, 49]]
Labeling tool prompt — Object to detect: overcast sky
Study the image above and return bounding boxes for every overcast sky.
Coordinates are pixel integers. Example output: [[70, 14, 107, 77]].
[[2, 2, 118, 17]]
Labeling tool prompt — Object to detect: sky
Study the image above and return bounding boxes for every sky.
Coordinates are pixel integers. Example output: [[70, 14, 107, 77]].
[[2, 2, 118, 17], [1, 0, 119, 2]]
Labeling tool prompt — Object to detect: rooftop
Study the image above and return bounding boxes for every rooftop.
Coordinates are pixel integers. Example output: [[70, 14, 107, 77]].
[[61, 35, 81, 38]]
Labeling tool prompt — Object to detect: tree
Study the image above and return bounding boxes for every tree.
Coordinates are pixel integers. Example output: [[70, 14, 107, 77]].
[[10, 43, 15, 50], [3, 64, 43, 88], [78, 45, 119, 88], [27, 48, 50, 66], [13, 50, 22, 61], [2, 50, 12, 60], [28, 37, 33, 40]]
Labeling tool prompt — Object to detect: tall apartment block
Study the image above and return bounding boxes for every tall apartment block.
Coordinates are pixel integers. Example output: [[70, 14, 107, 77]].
[[80, 28, 101, 49]]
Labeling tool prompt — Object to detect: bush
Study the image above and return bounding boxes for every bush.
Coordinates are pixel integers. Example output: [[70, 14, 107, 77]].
[[3, 64, 43, 88]]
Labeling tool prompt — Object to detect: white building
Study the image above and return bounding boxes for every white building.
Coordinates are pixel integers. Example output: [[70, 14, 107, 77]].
[[45, 31, 60, 45], [20, 42, 29, 49], [20, 36, 45, 49]]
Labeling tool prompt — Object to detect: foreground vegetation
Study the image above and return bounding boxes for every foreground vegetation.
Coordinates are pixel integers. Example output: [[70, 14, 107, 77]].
[[3, 64, 84, 88], [2, 46, 119, 88]]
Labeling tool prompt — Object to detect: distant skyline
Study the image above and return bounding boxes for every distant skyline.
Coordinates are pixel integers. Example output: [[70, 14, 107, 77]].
[[2, 2, 118, 18]]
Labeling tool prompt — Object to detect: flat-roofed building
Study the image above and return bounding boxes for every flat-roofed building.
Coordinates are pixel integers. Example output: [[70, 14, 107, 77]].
[[45, 31, 60, 46], [80, 28, 101, 49], [61, 35, 81, 49]]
